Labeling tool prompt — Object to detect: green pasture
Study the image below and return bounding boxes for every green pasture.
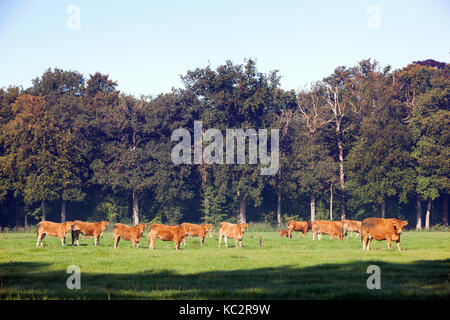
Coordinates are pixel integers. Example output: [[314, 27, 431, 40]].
[[0, 229, 448, 299]]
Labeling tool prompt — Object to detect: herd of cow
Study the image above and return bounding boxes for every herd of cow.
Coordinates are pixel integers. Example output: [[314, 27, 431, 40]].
[[282, 218, 409, 250], [35, 217, 408, 251]]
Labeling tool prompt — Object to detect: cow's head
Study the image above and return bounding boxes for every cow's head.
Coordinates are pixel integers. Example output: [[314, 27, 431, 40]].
[[239, 223, 249, 233], [100, 221, 109, 231], [392, 219, 408, 234], [137, 224, 147, 234], [64, 221, 74, 232]]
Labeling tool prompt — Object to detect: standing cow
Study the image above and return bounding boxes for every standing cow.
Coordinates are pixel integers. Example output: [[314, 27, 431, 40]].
[[361, 218, 408, 250], [181, 223, 208, 245], [113, 223, 147, 248], [36, 221, 74, 247], [71, 220, 109, 246], [287, 220, 312, 239], [312, 221, 343, 240], [218, 222, 249, 248], [148, 224, 188, 250]]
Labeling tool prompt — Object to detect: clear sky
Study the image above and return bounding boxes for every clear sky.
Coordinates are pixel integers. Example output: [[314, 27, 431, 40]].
[[0, 0, 449, 97]]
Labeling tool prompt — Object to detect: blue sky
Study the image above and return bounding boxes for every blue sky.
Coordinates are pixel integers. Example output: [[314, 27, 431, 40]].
[[0, 0, 449, 97]]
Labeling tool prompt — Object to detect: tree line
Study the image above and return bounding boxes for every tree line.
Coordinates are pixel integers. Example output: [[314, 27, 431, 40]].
[[0, 58, 448, 230]]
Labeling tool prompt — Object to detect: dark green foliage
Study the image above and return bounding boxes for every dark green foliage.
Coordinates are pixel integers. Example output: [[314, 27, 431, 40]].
[[0, 59, 448, 228]]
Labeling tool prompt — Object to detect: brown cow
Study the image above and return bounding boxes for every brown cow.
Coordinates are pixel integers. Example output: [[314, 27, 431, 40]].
[[202, 224, 213, 238], [312, 221, 343, 240], [287, 220, 312, 239], [181, 223, 208, 245], [343, 220, 362, 238], [71, 220, 109, 246], [113, 223, 147, 248], [280, 229, 290, 238], [218, 222, 249, 248], [148, 224, 188, 250], [361, 218, 408, 250], [36, 221, 74, 247]]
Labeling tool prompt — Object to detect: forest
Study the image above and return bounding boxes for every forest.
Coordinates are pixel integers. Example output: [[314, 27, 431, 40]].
[[0, 58, 448, 230]]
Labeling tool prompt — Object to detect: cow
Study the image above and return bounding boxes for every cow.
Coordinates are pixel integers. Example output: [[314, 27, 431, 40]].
[[343, 220, 362, 238], [280, 229, 290, 238], [331, 220, 349, 236], [181, 223, 208, 245], [36, 221, 74, 247], [202, 224, 213, 238], [361, 218, 408, 251], [71, 220, 109, 246], [148, 224, 188, 250], [287, 220, 312, 239], [312, 220, 343, 240], [113, 223, 147, 248], [218, 222, 249, 248]]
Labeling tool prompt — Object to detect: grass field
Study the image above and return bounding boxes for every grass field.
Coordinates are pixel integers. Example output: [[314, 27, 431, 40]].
[[0, 229, 449, 300]]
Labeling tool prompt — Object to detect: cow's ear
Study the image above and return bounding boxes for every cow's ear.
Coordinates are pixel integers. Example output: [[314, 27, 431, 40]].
[[403, 221, 408, 226], [392, 220, 398, 229]]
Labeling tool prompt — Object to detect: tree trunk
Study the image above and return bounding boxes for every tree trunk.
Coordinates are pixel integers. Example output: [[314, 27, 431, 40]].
[[277, 191, 281, 227], [310, 193, 316, 222], [416, 196, 422, 230], [239, 196, 246, 223], [425, 198, 431, 231], [329, 185, 333, 220], [338, 139, 346, 220], [132, 190, 139, 226], [61, 200, 66, 223], [41, 200, 46, 221], [24, 214, 28, 229], [443, 193, 448, 227], [381, 196, 386, 219]]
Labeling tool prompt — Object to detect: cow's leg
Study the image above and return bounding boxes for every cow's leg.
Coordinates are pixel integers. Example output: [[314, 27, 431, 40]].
[[36, 232, 42, 247], [386, 238, 392, 250], [149, 236, 156, 250], [235, 238, 238, 248], [60, 236, 66, 246], [224, 236, 228, 248], [40, 233, 46, 247], [73, 230, 80, 246], [175, 240, 180, 250], [201, 236, 204, 245], [396, 241, 402, 251], [318, 232, 322, 240], [114, 235, 120, 248], [362, 235, 367, 250], [218, 232, 222, 248]]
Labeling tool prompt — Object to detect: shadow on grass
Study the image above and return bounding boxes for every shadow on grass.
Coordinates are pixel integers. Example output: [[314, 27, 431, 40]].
[[0, 259, 448, 300]]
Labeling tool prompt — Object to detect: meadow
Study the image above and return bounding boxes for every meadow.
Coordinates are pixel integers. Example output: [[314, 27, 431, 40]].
[[0, 227, 448, 300]]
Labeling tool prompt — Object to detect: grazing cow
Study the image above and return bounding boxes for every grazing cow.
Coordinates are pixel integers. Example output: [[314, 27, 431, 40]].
[[218, 222, 249, 248], [148, 224, 188, 250], [36, 221, 74, 247], [361, 218, 408, 251], [343, 220, 362, 238], [113, 223, 147, 248], [71, 220, 109, 246], [287, 220, 312, 239], [202, 224, 213, 238], [312, 221, 343, 240], [280, 229, 290, 238], [181, 223, 208, 245]]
